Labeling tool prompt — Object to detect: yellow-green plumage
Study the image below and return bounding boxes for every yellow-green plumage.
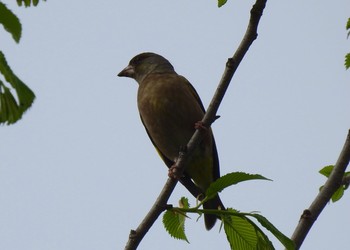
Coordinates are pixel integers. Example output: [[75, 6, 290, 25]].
[[118, 52, 224, 230], [138, 73, 214, 189]]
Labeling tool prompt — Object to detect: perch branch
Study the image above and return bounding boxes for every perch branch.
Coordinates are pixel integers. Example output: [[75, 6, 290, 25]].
[[290, 129, 350, 249]]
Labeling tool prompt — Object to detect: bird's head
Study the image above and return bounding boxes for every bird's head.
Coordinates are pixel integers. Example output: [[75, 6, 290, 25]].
[[118, 52, 175, 84]]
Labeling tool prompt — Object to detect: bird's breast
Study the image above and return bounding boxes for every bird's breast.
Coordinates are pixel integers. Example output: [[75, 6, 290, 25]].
[[137, 76, 203, 161]]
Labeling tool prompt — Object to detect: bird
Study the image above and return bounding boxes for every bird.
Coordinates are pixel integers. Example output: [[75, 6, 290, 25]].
[[118, 52, 224, 230]]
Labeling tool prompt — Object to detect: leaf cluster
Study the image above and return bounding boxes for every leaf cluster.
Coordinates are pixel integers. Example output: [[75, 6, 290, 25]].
[[162, 172, 295, 250], [0, 1, 42, 124]]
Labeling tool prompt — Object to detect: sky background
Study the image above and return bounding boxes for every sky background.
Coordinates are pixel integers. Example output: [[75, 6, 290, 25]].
[[1, 0, 350, 249]]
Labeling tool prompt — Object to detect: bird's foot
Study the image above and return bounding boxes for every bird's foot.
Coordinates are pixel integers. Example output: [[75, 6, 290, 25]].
[[168, 146, 187, 179]]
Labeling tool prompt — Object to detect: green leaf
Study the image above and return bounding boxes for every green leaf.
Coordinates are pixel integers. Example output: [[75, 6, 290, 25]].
[[223, 209, 274, 250], [319, 165, 334, 177], [218, 0, 228, 8], [162, 199, 189, 243], [244, 216, 275, 250], [247, 213, 295, 250], [224, 211, 259, 249], [331, 186, 344, 202], [0, 2, 22, 43], [0, 82, 22, 124], [206, 172, 271, 200], [345, 53, 350, 70], [319, 165, 349, 202], [0, 51, 35, 124], [346, 18, 350, 38]]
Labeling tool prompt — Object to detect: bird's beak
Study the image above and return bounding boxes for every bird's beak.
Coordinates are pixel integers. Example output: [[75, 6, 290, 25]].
[[118, 65, 135, 78]]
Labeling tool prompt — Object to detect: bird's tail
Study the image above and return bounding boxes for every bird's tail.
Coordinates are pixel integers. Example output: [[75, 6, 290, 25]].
[[203, 194, 225, 230]]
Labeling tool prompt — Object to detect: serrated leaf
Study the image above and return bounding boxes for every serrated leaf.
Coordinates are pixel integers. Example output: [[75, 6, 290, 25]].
[[0, 51, 35, 124], [345, 53, 350, 70], [0, 2, 22, 43], [224, 212, 259, 249], [223, 209, 274, 250], [218, 0, 228, 8], [244, 216, 275, 250], [346, 18, 350, 31], [248, 213, 295, 250], [163, 209, 189, 243], [319, 165, 334, 177], [331, 186, 344, 202], [206, 172, 271, 200]]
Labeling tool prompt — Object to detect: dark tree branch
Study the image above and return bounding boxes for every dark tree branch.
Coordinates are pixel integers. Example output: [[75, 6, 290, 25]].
[[290, 130, 350, 249], [124, 1, 267, 249]]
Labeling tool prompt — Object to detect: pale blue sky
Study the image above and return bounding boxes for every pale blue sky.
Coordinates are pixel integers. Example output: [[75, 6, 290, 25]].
[[1, 1, 350, 249]]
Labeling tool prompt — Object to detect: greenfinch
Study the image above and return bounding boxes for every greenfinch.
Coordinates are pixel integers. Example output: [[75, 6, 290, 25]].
[[118, 52, 224, 230]]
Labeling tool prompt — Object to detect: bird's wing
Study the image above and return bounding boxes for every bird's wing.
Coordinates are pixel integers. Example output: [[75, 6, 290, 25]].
[[181, 77, 221, 181], [180, 76, 206, 113], [140, 114, 203, 199]]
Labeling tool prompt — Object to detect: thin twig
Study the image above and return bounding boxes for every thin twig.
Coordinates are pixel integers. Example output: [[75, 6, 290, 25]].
[[124, 1, 267, 249], [290, 130, 350, 249]]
